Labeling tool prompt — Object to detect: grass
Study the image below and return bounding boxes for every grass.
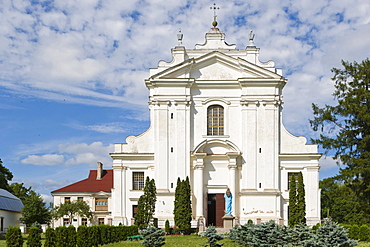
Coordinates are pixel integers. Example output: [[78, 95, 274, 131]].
[[0, 234, 369, 246]]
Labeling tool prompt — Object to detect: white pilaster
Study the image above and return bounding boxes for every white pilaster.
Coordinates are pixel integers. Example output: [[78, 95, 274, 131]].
[[194, 153, 206, 218]]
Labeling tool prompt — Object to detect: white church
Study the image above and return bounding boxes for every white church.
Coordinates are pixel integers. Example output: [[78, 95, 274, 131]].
[[52, 23, 321, 228]]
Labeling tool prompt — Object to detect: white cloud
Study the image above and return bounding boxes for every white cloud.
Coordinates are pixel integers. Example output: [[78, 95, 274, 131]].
[[69, 123, 128, 133], [21, 154, 64, 166], [319, 156, 342, 171]]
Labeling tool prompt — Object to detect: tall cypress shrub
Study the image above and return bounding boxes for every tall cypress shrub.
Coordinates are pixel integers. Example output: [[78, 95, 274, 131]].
[[297, 172, 306, 224], [67, 225, 76, 247], [44, 227, 56, 247], [134, 177, 157, 229], [288, 174, 298, 227], [26, 226, 42, 247], [174, 177, 192, 234], [77, 225, 91, 247], [5, 226, 23, 247]]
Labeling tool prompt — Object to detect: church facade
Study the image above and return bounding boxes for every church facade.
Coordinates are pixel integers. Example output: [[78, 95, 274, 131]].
[[110, 27, 321, 228]]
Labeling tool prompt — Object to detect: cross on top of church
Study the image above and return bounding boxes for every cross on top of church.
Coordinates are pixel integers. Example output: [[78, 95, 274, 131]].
[[210, 3, 220, 27]]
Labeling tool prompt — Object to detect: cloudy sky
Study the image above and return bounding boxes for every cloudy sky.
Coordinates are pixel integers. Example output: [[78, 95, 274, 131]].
[[1, 0, 369, 204]]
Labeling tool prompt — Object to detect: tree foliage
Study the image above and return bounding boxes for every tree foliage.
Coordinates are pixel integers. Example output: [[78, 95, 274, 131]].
[[26, 226, 42, 247], [21, 190, 51, 226], [9, 182, 32, 203], [201, 226, 224, 247], [53, 200, 92, 224], [6, 226, 23, 247], [0, 158, 13, 191], [140, 226, 165, 247], [174, 176, 192, 233], [310, 59, 370, 219], [297, 172, 306, 224], [320, 177, 367, 224], [134, 176, 157, 229], [288, 173, 306, 227], [288, 174, 298, 227]]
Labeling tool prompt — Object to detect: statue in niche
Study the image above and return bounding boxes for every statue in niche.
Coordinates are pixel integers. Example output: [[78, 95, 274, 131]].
[[224, 188, 232, 216]]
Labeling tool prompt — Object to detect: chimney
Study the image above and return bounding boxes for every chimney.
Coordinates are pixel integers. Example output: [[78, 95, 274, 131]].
[[97, 162, 103, 180]]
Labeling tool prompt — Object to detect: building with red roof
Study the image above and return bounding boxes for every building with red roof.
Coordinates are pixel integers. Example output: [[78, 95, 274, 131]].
[[51, 162, 114, 227]]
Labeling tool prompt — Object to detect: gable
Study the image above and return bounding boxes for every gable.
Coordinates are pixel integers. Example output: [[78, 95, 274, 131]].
[[150, 51, 281, 81]]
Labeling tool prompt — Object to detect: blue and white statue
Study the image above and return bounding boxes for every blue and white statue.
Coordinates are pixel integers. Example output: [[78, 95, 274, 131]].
[[224, 188, 232, 216]]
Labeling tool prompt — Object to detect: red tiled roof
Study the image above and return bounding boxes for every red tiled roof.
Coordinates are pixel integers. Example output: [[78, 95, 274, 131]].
[[51, 170, 113, 193]]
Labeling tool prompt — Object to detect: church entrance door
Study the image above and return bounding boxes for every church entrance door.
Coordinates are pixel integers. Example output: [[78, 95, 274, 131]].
[[207, 193, 224, 227]]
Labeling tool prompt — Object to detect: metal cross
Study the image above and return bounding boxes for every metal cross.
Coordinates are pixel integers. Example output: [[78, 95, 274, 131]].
[[210, 3, 220, 22]]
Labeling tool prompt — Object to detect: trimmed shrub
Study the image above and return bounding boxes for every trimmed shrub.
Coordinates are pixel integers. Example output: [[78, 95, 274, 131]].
[[165, 220, 170, 234], [88, 225, 100, 247], [5, 226, 24, 247], [67, 225, 76, 247], [44, 227, 56, 247], [27, 226, 42, 247], [359, 224, 370, 242], [77, 225, 91, 247], [55, 226, 69, 247], [98, 224, 111, 245]]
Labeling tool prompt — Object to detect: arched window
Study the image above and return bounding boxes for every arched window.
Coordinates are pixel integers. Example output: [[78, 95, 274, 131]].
[[207, 105, 224, 135]]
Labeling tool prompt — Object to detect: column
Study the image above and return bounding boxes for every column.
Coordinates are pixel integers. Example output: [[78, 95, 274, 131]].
[[227, 153, 238, 216], [193, 153, 206, 218]]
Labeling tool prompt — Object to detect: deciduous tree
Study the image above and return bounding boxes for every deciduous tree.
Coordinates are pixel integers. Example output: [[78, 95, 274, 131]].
[[53, 200, 92, 224], [0, 159, 13, 191]]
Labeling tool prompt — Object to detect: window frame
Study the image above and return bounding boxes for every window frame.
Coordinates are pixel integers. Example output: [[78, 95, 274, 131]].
[[207, 105, 224, 136], [132, 172, 145, 190], [95, 198, 108, 211], [288, 172, 300, 190]]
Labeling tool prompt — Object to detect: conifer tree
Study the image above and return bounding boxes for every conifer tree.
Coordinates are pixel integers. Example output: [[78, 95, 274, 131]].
[[288, 174, 298, 227], [173, 176, 192, 233], [297, 172, 306, 224], [134, 177, 157, 229]]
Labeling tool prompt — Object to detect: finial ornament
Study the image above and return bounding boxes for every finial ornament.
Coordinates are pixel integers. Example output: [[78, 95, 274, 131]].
[[177, 29, 183, 46], [210, 3, 220, 27]]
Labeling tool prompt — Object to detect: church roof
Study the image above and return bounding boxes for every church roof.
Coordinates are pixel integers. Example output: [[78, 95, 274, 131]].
[[51, 170, 113, 193], [0, 189, 23, 212]]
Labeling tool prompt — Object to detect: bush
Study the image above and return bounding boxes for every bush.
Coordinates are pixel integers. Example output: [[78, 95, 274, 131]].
[[27, 226, 42, 247], [67, 225, 76, 247], [44, 227, 56, 247], [165, 220, 170, 234], [305, 220, 357, 247], [201, 226, 223, 247], [55, 226, 69, 247], [140, 226, 165, 247], [88, 225, 100, 247], [5, 226, 24, 247], [77, 225, 91, 247], [359, 224, 370, 242]]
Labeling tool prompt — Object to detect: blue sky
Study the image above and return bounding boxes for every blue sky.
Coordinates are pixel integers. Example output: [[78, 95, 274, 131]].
[[1, 0, 370, 203]]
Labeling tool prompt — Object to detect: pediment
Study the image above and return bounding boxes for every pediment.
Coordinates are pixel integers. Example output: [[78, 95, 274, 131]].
[[150, 51, 281, 80]]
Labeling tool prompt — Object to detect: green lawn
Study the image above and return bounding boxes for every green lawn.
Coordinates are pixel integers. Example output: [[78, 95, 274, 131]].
[[0, 235, 368, 246]]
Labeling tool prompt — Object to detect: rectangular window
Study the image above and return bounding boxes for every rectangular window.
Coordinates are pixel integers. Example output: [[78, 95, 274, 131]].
[[64, 197, 71, 203], [133, 205, 138, 218], [133, 172, 144, 190], [77, 197, 83, 201], [98, 218, 105, 225], [288, 172, 299, 189], [95, 198, 108, 211], [81, 218, 87, 226], [63, 218, 70, 226]]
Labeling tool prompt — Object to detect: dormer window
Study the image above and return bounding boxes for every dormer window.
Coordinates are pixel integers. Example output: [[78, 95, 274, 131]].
[[207, 105, 224, 135]]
